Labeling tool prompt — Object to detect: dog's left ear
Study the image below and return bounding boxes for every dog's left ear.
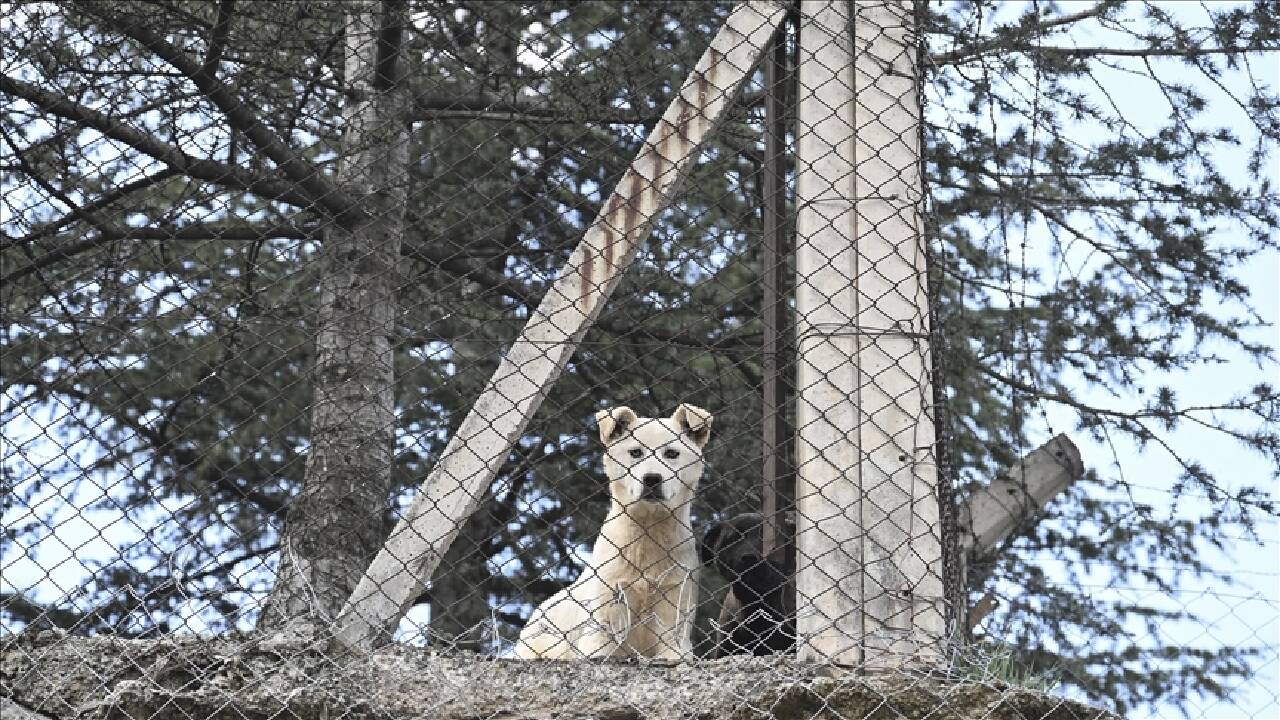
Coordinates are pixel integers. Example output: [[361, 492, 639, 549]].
[[672, 403, 713, 448], [596, 406, 638, 445]]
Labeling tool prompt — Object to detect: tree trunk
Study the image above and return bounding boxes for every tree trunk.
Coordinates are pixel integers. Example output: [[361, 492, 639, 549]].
[[259, 0, 409, 630]]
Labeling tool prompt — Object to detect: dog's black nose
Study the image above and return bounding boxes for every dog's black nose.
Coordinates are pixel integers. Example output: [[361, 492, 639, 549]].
[[641, 473, 664, 499]]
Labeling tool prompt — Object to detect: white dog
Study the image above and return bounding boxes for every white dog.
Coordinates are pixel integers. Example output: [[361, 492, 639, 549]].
[[515, 404, 713, 660]]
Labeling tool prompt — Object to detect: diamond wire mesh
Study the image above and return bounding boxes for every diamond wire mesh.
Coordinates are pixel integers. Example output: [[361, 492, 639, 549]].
[[1, 2, 1275, 719]]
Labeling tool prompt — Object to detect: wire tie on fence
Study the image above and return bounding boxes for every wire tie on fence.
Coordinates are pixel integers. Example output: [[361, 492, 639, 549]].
[[797, 321, 930, 345], [795, 193, 909, 208]]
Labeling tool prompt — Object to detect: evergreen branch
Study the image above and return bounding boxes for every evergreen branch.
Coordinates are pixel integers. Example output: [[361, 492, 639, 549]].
[[0, 592, 85, 628], [492, 610, 526, 628], [6, 169, 180, 248], [409, 91, 656, 123], [0, 96, 752, 359], [0, 542, 278, 631], [60, 223, 312, 243], [2, 224, 315, 285], [978, 363, 1264, 425], [974, 168, 1167, 304], [977, 364, 1274, 510], [397, 211, 760, 353], [939, 181, 1279, 210], [408, 88, 763, 124], [0, 74, 316, 207], [2, 88, 207, 165], [5, 215, 556, 296], [9, 373, 289, 517], [942, 42, 1279, 65], [0, 124, 119, 243], [1025, 43, 1280, 59], [7, 130, 281, 301], [931, 2, 1120, 66], [173, 542, 280, 590], [6, 210, 756, 361], [79, 2, 367, 225]]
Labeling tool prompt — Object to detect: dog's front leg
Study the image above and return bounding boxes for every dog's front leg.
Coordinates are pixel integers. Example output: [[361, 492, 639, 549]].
[[652, 576, 697, 661], [709, 588, 743, 658], [577, 622, 620, 659], [578, 584, 626, 659], [651, 612, 694, 660], [667, 616, 696, 661]]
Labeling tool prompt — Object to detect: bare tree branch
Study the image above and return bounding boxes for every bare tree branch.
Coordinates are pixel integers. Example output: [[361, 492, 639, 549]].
[[408, 88, 764, 124], [0, 73, 316, 207], [82, 2, 366, 225]]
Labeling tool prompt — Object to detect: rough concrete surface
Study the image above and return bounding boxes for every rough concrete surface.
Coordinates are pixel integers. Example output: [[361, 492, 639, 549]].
[[1, 632, 1115, 720]]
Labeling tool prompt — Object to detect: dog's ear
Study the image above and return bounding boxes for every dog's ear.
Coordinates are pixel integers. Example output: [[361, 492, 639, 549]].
[[595, 406, 638, 445], [700, 521, 726, 566], [672, 403, 713, 448]]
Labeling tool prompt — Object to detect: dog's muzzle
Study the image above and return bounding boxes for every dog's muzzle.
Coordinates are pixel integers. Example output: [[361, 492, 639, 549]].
[[641, 473, 666, 500]]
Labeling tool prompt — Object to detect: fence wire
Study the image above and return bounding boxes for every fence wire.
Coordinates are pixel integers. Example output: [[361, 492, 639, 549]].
[[2, 2, 1276, 720]]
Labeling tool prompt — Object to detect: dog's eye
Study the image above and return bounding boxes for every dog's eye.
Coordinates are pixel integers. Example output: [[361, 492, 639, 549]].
[[628, 448, 644, 459], [662, 448, 680, 460]]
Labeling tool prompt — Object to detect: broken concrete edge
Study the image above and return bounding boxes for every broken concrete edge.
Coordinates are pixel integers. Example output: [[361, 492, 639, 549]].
[[1, 633, 1117, 720], [961, 433, 1086, 557]]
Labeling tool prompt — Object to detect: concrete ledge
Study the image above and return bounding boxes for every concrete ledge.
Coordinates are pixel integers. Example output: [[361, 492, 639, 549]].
[[1, 633, 1115, 720]]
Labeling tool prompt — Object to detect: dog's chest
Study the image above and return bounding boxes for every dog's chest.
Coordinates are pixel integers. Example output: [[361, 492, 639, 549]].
[[592, 529, 695, 615], [600, 569, 682, 605], [597, 527, 694, 580], [597, 548, 692, 595]]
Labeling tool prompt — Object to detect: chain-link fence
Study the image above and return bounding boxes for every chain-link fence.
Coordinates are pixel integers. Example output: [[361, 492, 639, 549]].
[[4, 1, 1277, 719]]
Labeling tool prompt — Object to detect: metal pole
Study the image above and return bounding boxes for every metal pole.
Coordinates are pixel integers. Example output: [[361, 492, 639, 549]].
[[761, 20, 787, 558]]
